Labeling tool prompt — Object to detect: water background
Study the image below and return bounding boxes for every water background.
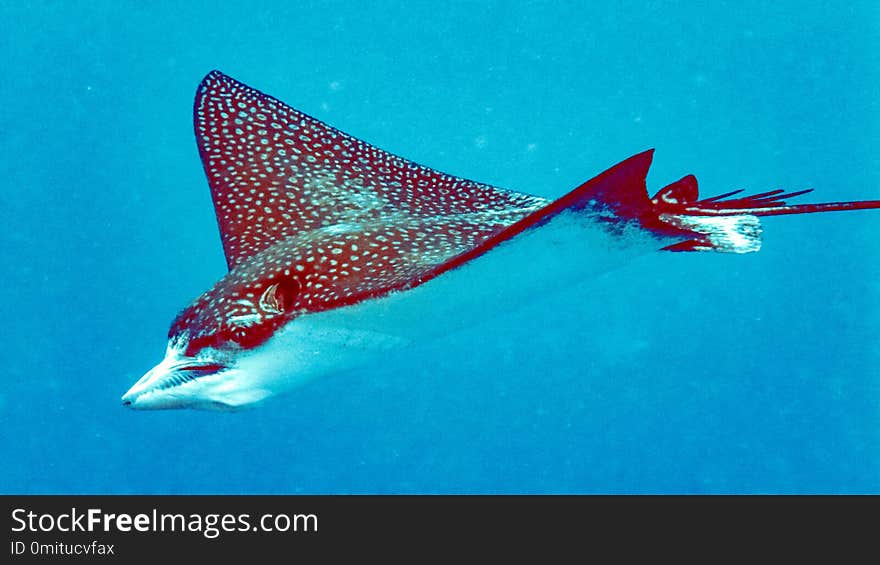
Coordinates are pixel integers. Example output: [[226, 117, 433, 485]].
[[2, 1, 878, 493]]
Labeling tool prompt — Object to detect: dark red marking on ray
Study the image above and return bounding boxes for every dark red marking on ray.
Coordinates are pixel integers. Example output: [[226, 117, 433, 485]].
[[660, 240, 707, 252], [697, 189, 744, 203], [271, 277, 302, 313], [654, 174, 699, 206]]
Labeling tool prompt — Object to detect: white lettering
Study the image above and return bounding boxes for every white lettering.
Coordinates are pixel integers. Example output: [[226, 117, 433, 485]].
[[11, 509, 25, 532], [87, 508, 101, 531]]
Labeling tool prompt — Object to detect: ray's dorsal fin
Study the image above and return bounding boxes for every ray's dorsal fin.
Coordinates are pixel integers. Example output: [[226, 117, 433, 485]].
[[194, 71, 545, 270]]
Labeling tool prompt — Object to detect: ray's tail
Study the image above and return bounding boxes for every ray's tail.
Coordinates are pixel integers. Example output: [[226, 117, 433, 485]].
[[653, 174, 880, 253], [557, 150, 880, 253]]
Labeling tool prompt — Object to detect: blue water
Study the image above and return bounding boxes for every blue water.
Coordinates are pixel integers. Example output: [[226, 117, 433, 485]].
[[2, 1, 878, 493]]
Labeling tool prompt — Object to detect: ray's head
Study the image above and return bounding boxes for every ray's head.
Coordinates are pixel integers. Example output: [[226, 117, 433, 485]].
[[121, 270, 303, 411]]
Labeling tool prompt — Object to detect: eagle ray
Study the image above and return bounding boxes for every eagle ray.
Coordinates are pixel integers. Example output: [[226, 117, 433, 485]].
[[121, 71, 880, 411]]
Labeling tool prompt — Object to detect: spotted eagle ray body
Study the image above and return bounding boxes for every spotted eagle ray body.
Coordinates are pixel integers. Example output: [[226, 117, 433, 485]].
[[122, 71, 880, 410]]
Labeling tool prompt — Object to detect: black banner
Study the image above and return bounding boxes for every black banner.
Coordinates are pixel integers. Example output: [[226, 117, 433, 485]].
[[2, 496, 875, 560]]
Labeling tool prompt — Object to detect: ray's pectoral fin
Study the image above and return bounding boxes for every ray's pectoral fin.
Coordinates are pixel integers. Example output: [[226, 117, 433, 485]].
[[193, 70, 548, 272]]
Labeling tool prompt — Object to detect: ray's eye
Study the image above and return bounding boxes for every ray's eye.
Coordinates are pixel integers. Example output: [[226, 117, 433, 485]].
[[258, 278, 301, 315]]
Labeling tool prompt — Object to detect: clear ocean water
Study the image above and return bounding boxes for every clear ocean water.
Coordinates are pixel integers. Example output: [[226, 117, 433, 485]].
[[2, 1, 877, 493]]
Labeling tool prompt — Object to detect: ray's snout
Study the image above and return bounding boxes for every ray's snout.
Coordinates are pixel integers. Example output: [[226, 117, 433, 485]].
[[121, 352, 227, 410], [121, 362, 171, 410], [121, 365, 156, 408]]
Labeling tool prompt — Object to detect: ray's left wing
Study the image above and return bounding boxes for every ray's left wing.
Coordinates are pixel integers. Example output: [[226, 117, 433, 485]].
[[194, 71, 547, 270]]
